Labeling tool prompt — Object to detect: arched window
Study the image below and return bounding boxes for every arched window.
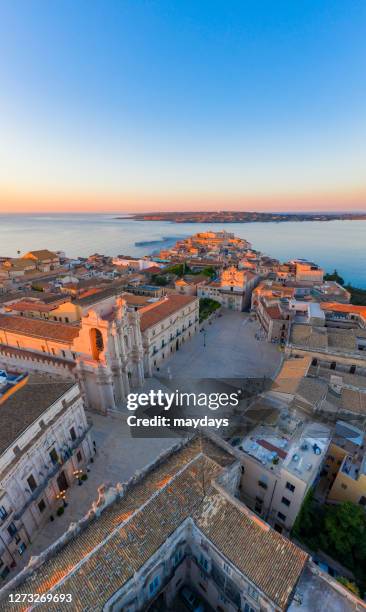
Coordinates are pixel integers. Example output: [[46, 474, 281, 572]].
[[90, 328, 104, 361]]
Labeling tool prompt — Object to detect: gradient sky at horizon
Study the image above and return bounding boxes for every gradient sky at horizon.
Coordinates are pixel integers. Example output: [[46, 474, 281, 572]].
[[0, 0, 366, 213]]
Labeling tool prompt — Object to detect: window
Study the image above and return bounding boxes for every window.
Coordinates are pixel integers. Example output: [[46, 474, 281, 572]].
[[49, 448, 59, 464], [244, 603, 256, 612], [359, 496, 366, 506], [70, 427, 76, 441], [65, 317, 69, 323], [285, 482, 295, 492], [277, 511, 287, 522], [281, 496, 291, 507], [38, 499, 46, 513], [173, 548, 183, 567], [0, 506, 8, 521], [223, 562, 231, 575], [7, 522, 17, 537], [199, 553, 209, 572], [90, 328, 104, 360], [247, 585, 259, 601], [341, 483, 347, 490], [77, 451, 82, 463], [27, 474, 37, 492], [0, 566, 10, 580], [148, 575, 160, 596], [258, 480, 268, 490], [255, 498, 263, 513], [18, 542, 26, 555]]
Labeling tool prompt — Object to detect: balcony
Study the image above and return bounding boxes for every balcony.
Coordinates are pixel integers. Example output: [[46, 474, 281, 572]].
[[61, 424, 92, 462], [14, 425, 91, 521], [14, 462, 61, 521]]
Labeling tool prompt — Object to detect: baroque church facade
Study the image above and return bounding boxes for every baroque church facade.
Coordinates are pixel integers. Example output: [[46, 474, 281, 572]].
[[0, 295, 144, 415]]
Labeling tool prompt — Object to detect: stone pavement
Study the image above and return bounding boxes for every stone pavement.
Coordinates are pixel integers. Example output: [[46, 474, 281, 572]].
[[157, 309, 282, 379]]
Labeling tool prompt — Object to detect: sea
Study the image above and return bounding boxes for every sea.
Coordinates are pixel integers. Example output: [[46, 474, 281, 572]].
[[0, 213, 365, 287]]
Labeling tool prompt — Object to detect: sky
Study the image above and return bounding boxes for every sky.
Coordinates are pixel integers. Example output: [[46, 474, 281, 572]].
[[0, 1, 365, 213]]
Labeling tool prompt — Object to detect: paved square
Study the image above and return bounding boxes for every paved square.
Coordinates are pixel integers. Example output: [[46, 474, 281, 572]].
[[157, 309, 282, 379]]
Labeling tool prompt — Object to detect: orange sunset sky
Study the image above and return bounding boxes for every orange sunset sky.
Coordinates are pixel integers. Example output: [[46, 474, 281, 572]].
[[0, 2, 365, 214]]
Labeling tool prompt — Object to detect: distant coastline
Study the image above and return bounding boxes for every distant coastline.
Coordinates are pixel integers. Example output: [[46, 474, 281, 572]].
[[116, 211, 366, 224]]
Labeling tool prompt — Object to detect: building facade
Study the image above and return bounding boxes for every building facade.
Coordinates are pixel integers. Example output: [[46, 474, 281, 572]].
[[237, 421, 330, 534], [0, 374, 92, 583], [198, 267, 258, 311], [0, 295, 145, 414], [140, 295, 199, 375]]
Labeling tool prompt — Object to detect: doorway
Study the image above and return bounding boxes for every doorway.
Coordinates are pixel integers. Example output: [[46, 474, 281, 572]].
[[57, 471, 68, 492]]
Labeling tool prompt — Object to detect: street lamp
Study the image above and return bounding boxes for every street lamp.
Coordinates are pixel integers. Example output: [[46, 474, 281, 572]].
[[73, 469, 83, 486], [56, 489, 68, 507]]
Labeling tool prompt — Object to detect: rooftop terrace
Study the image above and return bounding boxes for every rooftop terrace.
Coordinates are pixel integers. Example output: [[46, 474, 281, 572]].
[[239, 415, 330, 483]]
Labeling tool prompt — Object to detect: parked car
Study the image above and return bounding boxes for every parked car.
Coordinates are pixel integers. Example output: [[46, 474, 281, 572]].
[[180, 586, 205, 611]]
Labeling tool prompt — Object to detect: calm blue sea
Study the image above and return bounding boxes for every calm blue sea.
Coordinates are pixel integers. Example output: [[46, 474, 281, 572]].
[[0, 214, 365, 287]]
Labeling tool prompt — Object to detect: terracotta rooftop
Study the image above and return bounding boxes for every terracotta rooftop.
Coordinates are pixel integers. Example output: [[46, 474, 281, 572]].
[[321, 302, 366, 318], [0, 314, 80, 343], [264, 304, 283, 320], [143, 265, 163, 275], [23, 249, 59, 261], [140, 294, 197, 331], [0, 436, 308, 611], [6, 300, 59, 313]]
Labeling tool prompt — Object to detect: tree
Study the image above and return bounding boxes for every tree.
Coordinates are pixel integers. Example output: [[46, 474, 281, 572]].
[[291, 489, 321, 550], [345, 285, 366, 306], [200, 266, 216, 278], [319, 502, 366, 572], [324, 269, 345, 285], [151, 274, 168, 286], [165, 263, 192, 277], [337, 577, 360, 597]]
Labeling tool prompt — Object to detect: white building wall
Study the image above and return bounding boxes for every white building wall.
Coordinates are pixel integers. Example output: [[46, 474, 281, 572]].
[[0, 385, 92, 579]]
